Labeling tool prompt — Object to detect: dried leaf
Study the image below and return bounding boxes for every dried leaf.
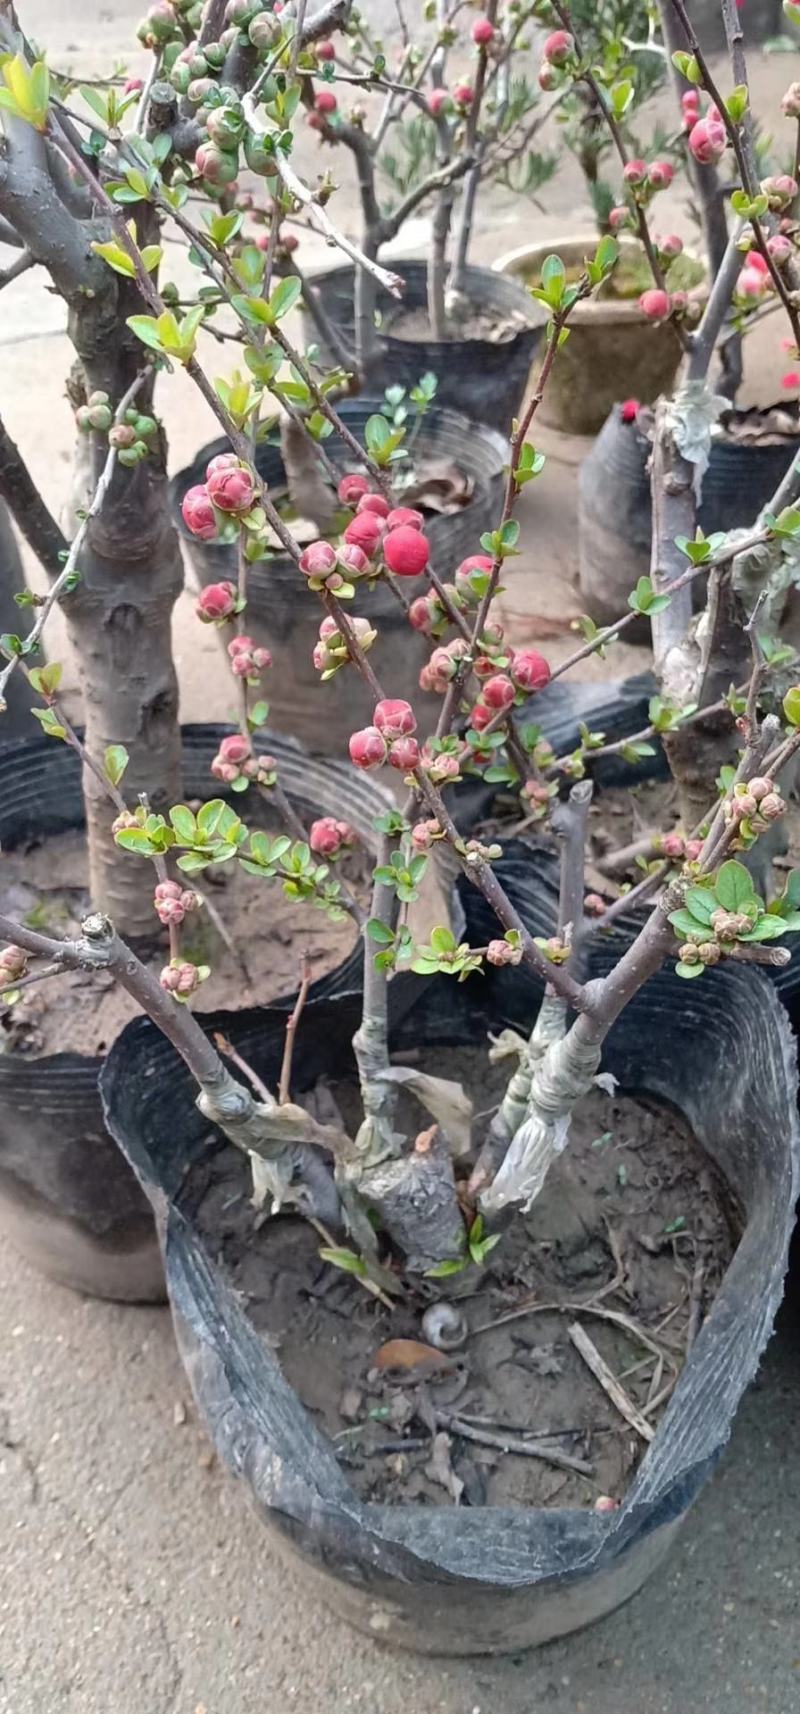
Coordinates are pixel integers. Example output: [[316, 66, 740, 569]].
[[376, 1066, 473, 1156], [280, 415, 337, 531], [403, 460, 473, 514], [373, 1338, 454, 1377], [425, 1431, 464, 1505]]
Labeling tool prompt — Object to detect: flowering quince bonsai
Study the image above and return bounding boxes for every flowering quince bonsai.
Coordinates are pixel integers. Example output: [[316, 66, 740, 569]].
[[2, 0, 800, 1298]]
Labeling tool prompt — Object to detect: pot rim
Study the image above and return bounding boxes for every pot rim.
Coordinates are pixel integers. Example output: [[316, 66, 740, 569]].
[[493, 233, 706, 328], [303, 254, 547, 337]]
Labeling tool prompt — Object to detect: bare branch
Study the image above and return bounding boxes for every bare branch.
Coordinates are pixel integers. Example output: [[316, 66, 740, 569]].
[[0, 414, 68, 580]]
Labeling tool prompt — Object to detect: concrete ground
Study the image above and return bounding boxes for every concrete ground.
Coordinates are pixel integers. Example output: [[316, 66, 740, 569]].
[[1, 6, 800, 1710]]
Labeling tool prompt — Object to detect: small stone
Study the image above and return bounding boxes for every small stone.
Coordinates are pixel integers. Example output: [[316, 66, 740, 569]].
[[339, 1386, 363, 1422], [173, 1400, 187, 1426]]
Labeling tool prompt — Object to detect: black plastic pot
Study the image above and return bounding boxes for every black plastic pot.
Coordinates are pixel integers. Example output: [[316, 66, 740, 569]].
[[301, 260, 544, 435], [687, 0, 780, 52], [0, 725, 388, 1301], [578, 405, 800, 626], [100, 897, 798, 1656], [171, 400, 507, 754]]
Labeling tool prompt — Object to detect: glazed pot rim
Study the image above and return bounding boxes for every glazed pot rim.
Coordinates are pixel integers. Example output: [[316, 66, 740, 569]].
[[493, 233, 706, 328]]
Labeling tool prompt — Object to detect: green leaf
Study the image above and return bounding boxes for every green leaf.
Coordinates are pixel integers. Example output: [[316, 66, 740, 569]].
[[714, 860, 757, 913], [104, 743, 129, 787], [126, 314, 164, 352], [739, 916, 787, 942], [29, 705, 66, 739], [425, 1257, 467, 1278], [668, 909, 714, 941], [169, 804, 197, 842], [540, 252, 566, 308], [319, 1246, 366, 1278], [366, 918, 395, 945], [683, 885, 716, 925], [268, 275, 302, 321], [725, 84, 749, 124], [91, 239, 137, 278], [783, 686, 800, 727], [610, 78, 633, 117], [27, 660, 62, 697], [675, 959, 705, 978], [429, 925, 456, 954], [115, 827, 156, 855]]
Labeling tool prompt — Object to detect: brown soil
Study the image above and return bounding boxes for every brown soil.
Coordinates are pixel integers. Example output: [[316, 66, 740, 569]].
[[185, 1044, 736, 1514], [383, 304, 529, 345], [0, 821, 364, 1060]]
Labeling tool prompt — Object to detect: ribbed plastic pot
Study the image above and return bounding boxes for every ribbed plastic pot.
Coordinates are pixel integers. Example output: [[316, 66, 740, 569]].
[[578, 405, 800, 626], [171, 400, 507, 755], [0, 726, 388, 1301], [100, 890, 799, 1656], [493, 237, 689, 435], [300, 261, 545, 435]]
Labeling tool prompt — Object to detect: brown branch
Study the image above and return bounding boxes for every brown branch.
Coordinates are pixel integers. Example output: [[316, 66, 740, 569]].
[[0, 415, 68, 580], [279, 956, 312, 1104]]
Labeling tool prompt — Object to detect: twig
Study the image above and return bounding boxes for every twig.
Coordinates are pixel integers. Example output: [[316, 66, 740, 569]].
[[279, 955, 312, 1105], [685, 1259, 706, 1353], [214, 1031, 272, 1103], [553, 779, 593, 970], [567, 1321, 655, 1442], [433, 1409, 594, 1477]]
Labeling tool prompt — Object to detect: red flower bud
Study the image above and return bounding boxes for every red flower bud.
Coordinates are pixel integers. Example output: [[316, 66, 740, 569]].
[[338, 542, 371, 577], [374, 697, 416, 738], [453, 83, 473, 107], [623, 159, 648, 186], [409, 594, 436, 633], [469, 701, 493, 731], [314, 87, 337, 113], [511, 649, 551, 694], [620, 398, 640, 422], [219, 733, 250, 764], [538, 60, 558, 91], [338, 472, 369, 505], [428, 88, 451, 117], [316, 38, 335, 60], [206, 451, 239, 477], [482, 673, 515, 710], [357, 492, 390, 519], [206, 463, 256, 514], [684, 839, 703, 861], [648, 159, 674, 189], [660, 833, 685, 859], [196, 580, 237, 622], [310, 816, 348, 856], [543, 28, 572, 63], [386, 506, 424, 531], [638, 288, 671, 321], [472, 16, 495, 43], [349, 725, 388, 769], [344, 511, 384, 552], [383, 525, 431, 577], [608, 205, 631, 230], [182, 484, 218, 540], [299, 539, 338, 579], [389, 736, 421, 771], [659, 233, 683, 258]]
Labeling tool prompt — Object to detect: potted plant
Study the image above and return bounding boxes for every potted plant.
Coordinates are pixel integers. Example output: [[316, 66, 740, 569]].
[[0, 0, 798, 1659], [285, 1, 554, 431], [1, 0, 799, 1655]]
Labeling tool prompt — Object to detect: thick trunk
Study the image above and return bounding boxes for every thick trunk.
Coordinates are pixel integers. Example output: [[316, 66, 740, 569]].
[[64, 458, 182, 941], [60, 248, 183, 941]]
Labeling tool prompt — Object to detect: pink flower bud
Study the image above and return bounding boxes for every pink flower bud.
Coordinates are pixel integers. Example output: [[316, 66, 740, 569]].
[[206, 463, 255, 514], [423, 750, 460, 783], [411, 818, 440, 849], [511, 649, 551, 694], [759, 792, 786, 821], [356, 492, 390, 519], [538, 60, 558, 91], [659, 233, 684, 258], [543, 28, 572, 64], [429, 645, 457, 684], [0, 945, 27, 980], [684, 839, 703, 861], [469, 701, 493, 731], [594, 1495, 620, 1513], [299, 540, 339, 580], [472, 16, 495, 43], [338, 472, 369, 505], [155, 879, 183, 903], [383, 525, 431, 577], [660, 833, 685, 859], [409, 595, 436, 633], [453, 83, 474, 107], [195, 142, 239, 185], [455, 552, 493, 598], [206, 451, 240, 477], [620, 398, 640, 422], [782, 81, 800, 118], [386, 506, 424, 531], [648, 159, 674, 189], [124, 76, 144, 94], [482, 673, 516, 710], [182, 484, 218, 540], [219, 733, 250, 765], [349, 725, 388, 769], [688, 117, 727, 165], [428, 88, 451, 117], [486, 939, 517, 966], [638, 288, 671, 321], [768, 233, 794, 264], [310, 816, 346, 856], [623, 159, 648, 186], [584, 893, 606, 915], [608, 206, 631, 230], [748, 776, 774, 801], [389, 736, 421, 771], [314, 88, 337, 114], [761, 173, 798, 209], [196, 580, 237, 622], [344, 511, 384, 553], [374, 698, 417, 738], [338, 543, 371, 577], [316, 38, 335, 60], [736, 266, 767, 299]]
